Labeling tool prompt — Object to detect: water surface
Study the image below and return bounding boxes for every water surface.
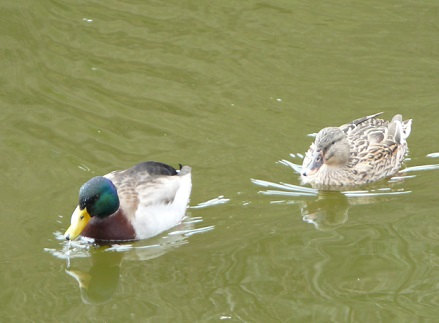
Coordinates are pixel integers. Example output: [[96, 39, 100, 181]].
[[1, 0, 439, 321]]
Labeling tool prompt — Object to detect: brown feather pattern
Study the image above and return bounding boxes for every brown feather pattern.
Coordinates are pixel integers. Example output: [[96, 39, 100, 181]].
[[301, 113, 412, 187]]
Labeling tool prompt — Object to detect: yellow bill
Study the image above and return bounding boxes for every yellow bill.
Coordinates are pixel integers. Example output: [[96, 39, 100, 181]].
[[64, 206, 92, 240]]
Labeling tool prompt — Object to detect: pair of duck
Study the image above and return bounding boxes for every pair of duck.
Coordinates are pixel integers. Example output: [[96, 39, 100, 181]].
[[65, 112, 412, 243]]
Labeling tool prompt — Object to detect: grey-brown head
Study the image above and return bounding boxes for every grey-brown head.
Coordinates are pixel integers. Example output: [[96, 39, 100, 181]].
[[302, 127, 350, 177]]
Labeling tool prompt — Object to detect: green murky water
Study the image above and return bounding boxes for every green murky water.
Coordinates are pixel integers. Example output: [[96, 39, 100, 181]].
[[1, 0, 439, 321]]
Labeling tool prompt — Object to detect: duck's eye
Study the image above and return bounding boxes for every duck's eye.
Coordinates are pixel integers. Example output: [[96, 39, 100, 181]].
[[331, 141, 335, 145]]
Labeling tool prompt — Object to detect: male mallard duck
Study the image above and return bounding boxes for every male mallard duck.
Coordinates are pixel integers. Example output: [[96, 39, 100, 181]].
[[64, 161, 192, 242], [301, 112, 412, 187]]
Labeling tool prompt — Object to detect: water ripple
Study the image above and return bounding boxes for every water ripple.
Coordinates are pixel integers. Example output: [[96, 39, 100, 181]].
[[190, 196, 231, 209]]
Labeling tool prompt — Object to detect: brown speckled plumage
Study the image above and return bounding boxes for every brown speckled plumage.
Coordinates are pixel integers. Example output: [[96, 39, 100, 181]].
[[301, 113, 412, 187]]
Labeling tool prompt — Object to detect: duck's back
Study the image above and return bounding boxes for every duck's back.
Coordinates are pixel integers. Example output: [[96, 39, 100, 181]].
[[343, 114, 411, 184]]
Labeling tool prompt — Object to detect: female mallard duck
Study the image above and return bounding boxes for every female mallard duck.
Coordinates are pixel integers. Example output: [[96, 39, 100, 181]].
[[301, 112, 412, 187], [64, 161, 192, 242]]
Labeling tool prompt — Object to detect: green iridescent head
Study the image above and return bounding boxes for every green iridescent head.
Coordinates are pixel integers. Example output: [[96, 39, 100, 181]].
[[65, 176, 120, 240], [79, 176, 120, 218]]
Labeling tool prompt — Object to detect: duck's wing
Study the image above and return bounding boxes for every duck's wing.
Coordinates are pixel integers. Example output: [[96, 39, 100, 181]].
[[135, 175, 185, 207], [339, 112, 384, 134], [120, 161, 178, 177], [347, 114, 410, 178], [133, 166, 192, 239], [105, 162, 190, 217]]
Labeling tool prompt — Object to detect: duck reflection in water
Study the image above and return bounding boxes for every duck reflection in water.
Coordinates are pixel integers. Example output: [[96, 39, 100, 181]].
[[61, 214, 211, 304], [252, 177, 412, 231], [66, 248, 123, 304], [301, 185, 413, 230], [64, 236, 188, 304], [300, 191, 351, 231]]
